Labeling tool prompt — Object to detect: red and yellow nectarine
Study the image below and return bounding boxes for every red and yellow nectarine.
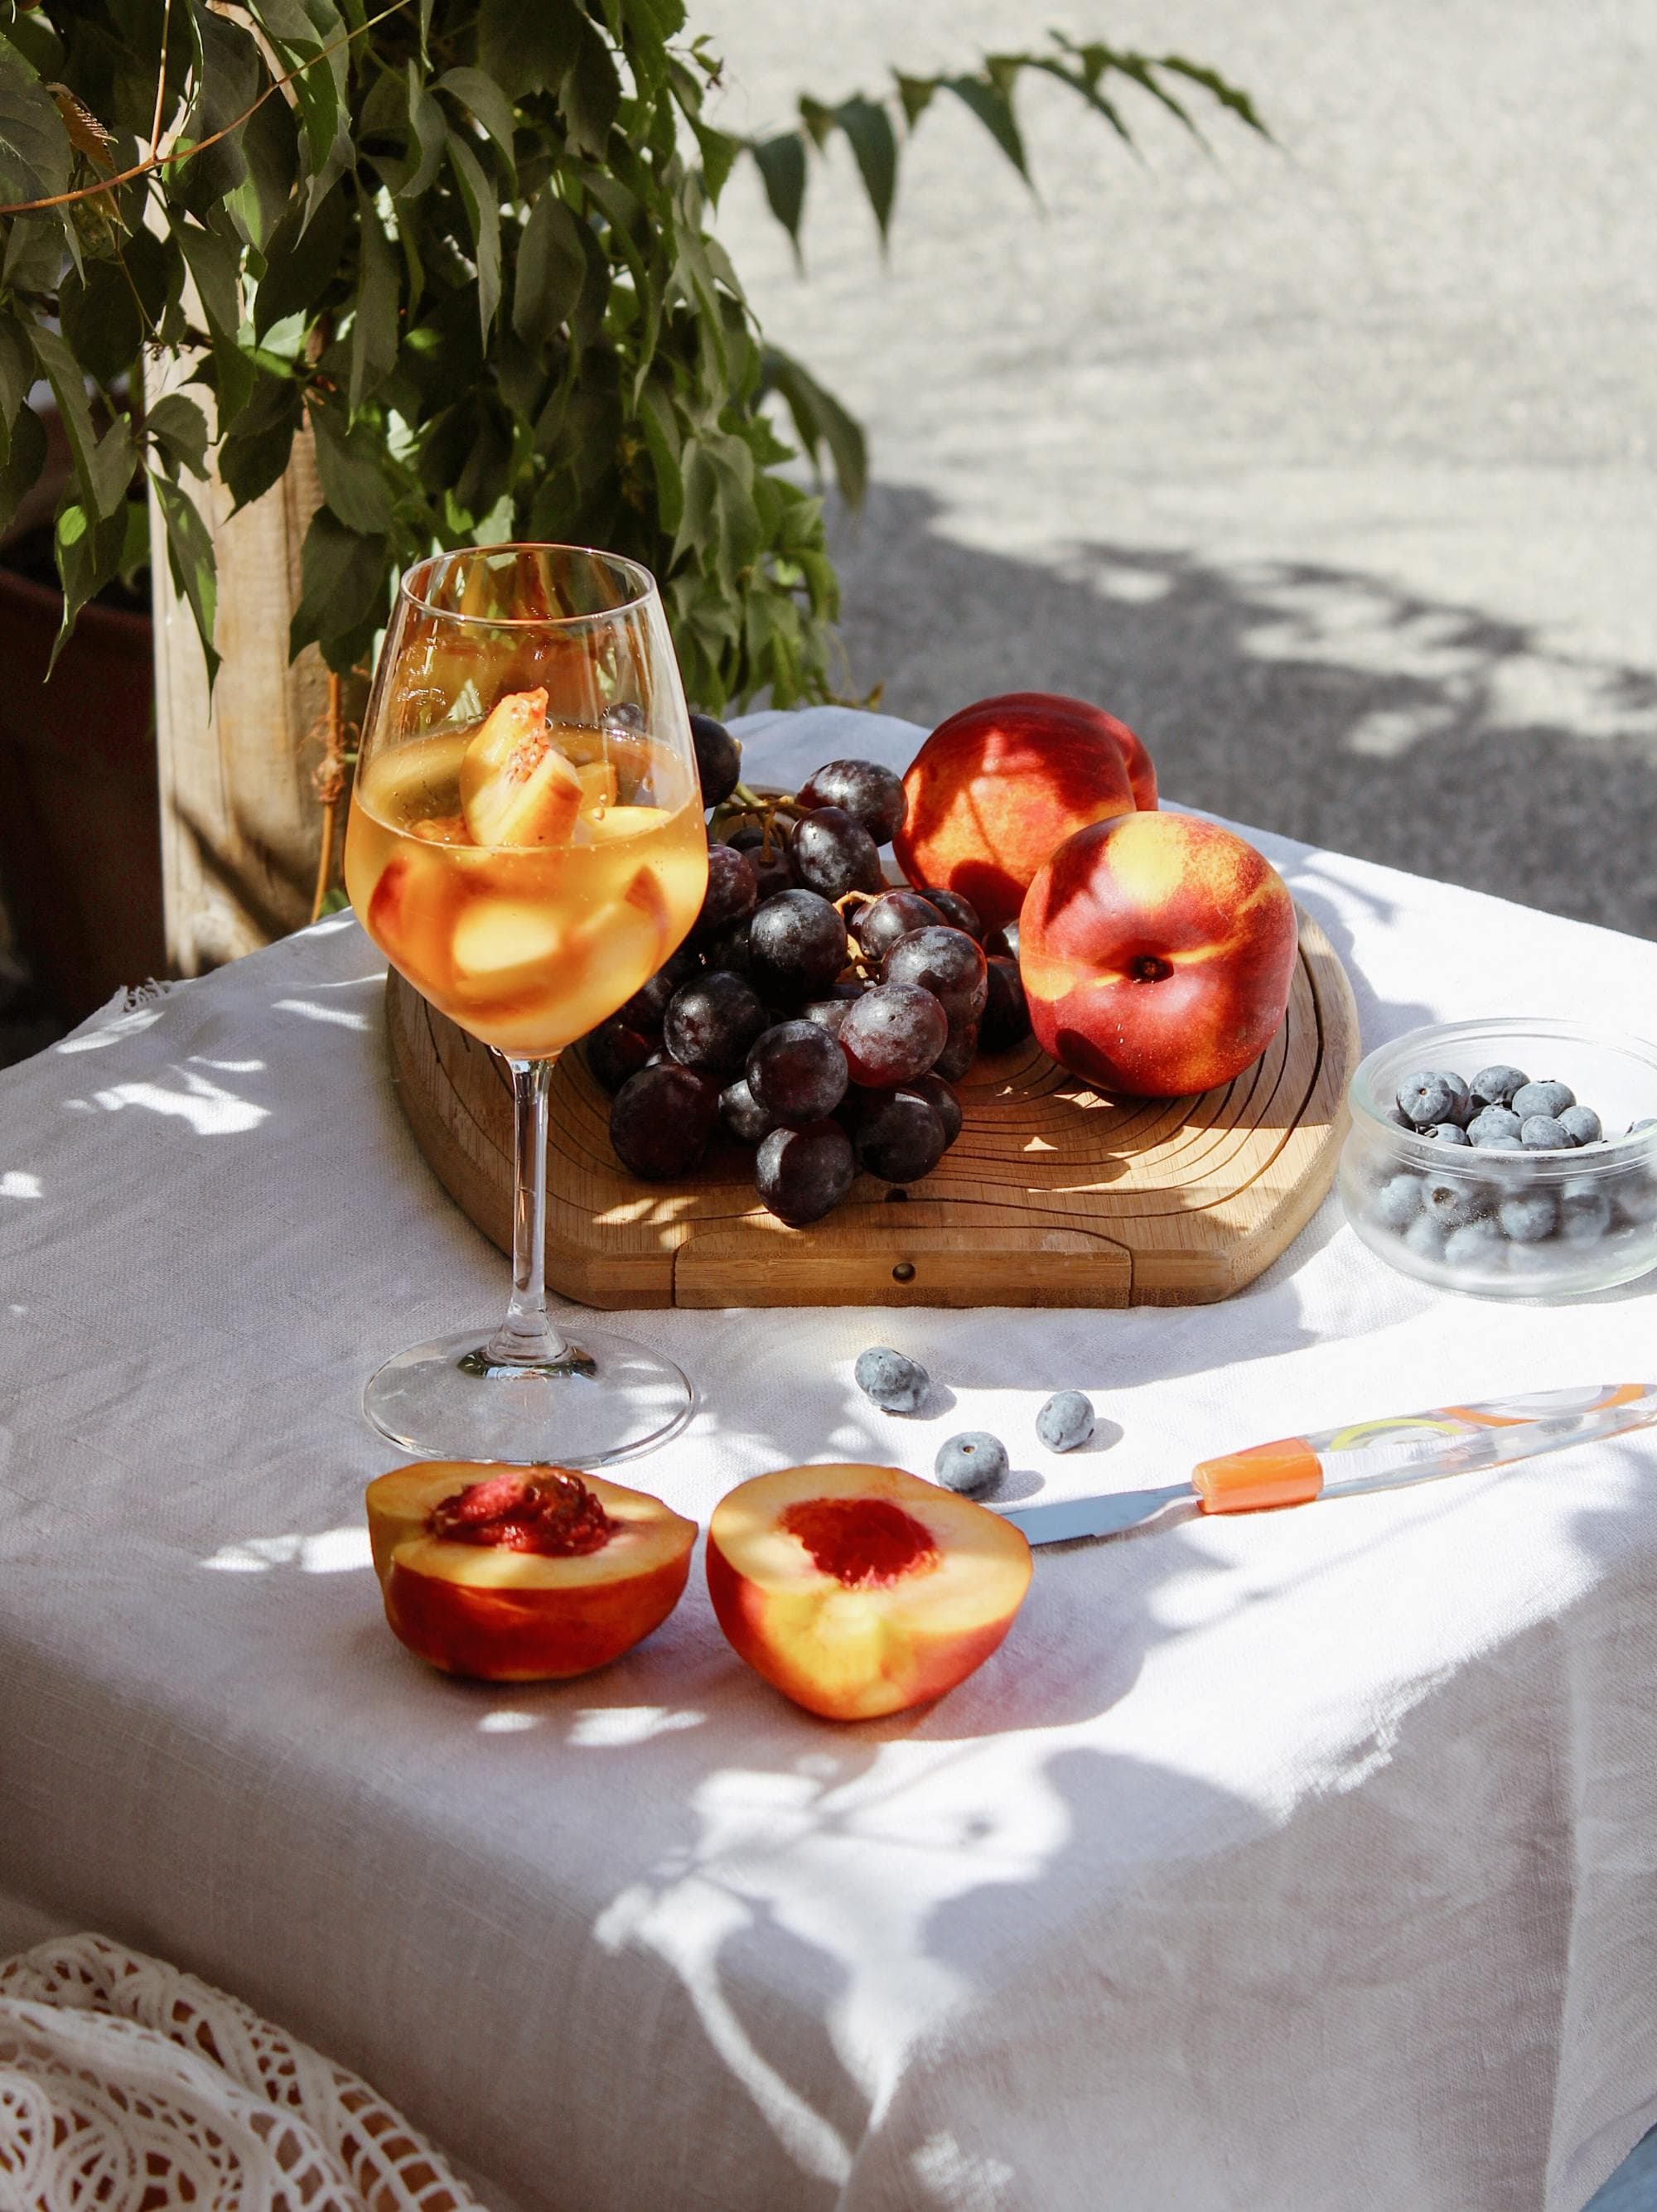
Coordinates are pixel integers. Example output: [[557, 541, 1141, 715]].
[[707, 1464, 1032, 1721], [1019, 810, 1298, 1097], [893, 692, 1154, 930], [365, 1463, 696, 1681]]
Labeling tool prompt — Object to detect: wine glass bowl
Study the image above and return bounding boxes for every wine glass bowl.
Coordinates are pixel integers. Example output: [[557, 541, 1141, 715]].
[[344, 545, 708, 1466]]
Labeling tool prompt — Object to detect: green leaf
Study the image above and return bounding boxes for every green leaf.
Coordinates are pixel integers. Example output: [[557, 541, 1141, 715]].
[[312, 399, 394, 533], [760, 345, 867, 507], [834, 95, 896, 242], [1158, 54, 1271, 138], [50, 497, 127, 670], [2, 212, 64, 294], [946, 75, 1028, 181], [232, 80, 301, 244], [477, 0, 577, 100], [151, 471, 221, 684], [349, 185, 399, 411], [513, 186, 586, 348], [559, 14, 620, 159], [289, 507, 386, 661], [0, 42, 70, 203], [750, 133, 805, 258], [0, 401, 46, 536], [144, 391, 210, 480], [437, 67, 517, 184], [688, 117, 738, 204], [894, 74, 935, 129], [0, 304, 36, 455], [254, 182, 348, 336], [28, 321, 134, 519], [175, 217, 242, 340], [59, 260, 145, 388], [445, 131, 500, 342], [219, 384, 300, 508], [399, 62, 445, 200], [185, 1, 263, 167]]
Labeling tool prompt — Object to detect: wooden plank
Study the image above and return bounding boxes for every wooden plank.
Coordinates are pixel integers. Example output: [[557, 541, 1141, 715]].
[[386, 906, 1359, 1308]]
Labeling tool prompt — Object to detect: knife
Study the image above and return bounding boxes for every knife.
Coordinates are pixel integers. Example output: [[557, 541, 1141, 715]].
[[998, 1383, 1657, 1546]]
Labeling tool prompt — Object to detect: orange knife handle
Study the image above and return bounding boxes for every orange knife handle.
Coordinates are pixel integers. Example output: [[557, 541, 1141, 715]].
[[1191, 1438, 1323, 1514]]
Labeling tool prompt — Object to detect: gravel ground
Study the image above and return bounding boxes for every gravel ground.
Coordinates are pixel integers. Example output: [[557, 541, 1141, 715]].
[[697, 0, 1657, 937]]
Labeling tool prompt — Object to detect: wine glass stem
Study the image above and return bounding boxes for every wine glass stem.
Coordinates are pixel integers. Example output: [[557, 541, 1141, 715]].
[[487, 1055, 567, 1364]]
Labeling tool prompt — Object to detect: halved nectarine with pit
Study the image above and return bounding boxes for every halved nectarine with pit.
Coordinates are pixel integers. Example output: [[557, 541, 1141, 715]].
[[458, 687, 583, 848], [707, 1464, 1032, 1721], [366, 1463, 696, 1681]]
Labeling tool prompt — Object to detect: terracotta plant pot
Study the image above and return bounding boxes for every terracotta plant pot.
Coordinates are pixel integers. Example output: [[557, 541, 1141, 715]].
[[0, 558, 165, 1021]]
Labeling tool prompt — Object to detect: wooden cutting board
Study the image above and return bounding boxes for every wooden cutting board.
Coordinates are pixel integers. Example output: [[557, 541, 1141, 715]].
[[386, 908, 1359, 1309]]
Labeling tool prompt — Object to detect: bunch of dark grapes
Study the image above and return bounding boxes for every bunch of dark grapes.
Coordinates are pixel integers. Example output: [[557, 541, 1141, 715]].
[[584, 723, 1032, 1225]]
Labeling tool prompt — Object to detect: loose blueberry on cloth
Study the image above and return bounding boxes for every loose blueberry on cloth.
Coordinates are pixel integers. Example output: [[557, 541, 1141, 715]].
[[1036, 1391, 1095, 1452], [854, 1347, 930, 1413], [935, 1433, 1010, 1494]]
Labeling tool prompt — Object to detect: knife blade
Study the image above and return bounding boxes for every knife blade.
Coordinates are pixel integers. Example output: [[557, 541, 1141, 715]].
[[998, 1383, 1657, 1547]]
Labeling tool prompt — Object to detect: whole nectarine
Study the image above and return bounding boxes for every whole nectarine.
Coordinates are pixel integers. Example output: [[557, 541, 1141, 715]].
[[365, 1463, 696, 1681], [707, 1463, 1032, 1721], [1019, 811, 1298, 1097], [893, 693, 1155, 930]]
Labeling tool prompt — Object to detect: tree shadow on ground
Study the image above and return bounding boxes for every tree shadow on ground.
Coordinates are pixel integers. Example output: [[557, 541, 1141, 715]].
[[828, 485, 1657, 939]]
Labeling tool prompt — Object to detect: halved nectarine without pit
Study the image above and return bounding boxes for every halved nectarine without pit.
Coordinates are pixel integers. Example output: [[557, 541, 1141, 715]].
[[366, 1463, 696, 1682], [707, 1464, 1032, 1721]]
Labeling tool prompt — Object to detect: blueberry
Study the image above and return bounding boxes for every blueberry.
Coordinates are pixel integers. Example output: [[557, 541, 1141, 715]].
[[1498, 1191, 1558, 1243], [1402, 1213, 1447, 1261], [1615, 1175, 1657, 1227], [1467, 1105, 1523, 1146], [1444, 1217, 1505, 1267], [1430, 1123, 1471, 1147], [1371, 1171, 1423, 1231], [1478, 1134, 1524, 1152], [1396, 1070, 1469, 1129], [1384, 1105, 1416, 1133], [1470, 1064, 1529, 1108], [1036, 1391, 1094, 1452], [1420, 1172, 1484, 1227], [1556, 1105, 1601, 1146], [934, 1432, 1009, 1494], [1558, 1176, 1612, 1244], [1519, 1114, 1572, 1150], [853, 1346, 929, 1413], [1511, 1079, 1574, 1121]]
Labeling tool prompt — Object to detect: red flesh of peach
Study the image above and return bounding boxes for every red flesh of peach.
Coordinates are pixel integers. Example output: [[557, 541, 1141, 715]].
[[707, 1464, 1032, 1722], [365, 1464, 696, 1682]]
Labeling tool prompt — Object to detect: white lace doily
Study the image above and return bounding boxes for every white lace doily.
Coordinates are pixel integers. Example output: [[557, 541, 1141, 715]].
[[0, 1933, 485, 2211]]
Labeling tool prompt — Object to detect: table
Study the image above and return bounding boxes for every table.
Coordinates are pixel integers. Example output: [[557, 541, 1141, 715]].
[[3, 706, 1657, 2212]]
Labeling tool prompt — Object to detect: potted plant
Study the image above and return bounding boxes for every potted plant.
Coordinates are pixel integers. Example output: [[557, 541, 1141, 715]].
[[0, 1, 1263, 1003]]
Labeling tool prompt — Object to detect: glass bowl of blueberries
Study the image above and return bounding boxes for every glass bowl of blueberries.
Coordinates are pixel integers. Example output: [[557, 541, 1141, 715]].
[[1339, 1019, 1657, 1297]]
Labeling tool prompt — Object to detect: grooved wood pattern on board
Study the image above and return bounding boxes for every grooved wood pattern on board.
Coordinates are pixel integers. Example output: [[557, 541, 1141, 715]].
[[386, 910, 1360, 1309]]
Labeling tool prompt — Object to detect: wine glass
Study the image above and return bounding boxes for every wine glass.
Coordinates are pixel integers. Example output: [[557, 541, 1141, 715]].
[[343, 544, 708, 1466]]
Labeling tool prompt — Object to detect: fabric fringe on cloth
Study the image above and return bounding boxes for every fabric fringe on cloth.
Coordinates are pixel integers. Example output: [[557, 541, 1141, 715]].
[[0, 1934, 485, 2212]]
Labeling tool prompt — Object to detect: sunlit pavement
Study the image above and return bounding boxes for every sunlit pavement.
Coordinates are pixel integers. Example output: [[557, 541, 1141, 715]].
[[701, 0, 1656, 939]]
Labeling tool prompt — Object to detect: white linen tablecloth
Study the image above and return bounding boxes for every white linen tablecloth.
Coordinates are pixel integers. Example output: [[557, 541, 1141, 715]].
[[2, 707, 1657, 2212]]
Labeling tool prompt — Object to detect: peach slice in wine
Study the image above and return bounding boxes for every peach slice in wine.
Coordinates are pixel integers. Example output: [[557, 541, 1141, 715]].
[[366, 1464, 697, 1681], [459, 687, 583, 848], [707, 1464, 1032, 1721]]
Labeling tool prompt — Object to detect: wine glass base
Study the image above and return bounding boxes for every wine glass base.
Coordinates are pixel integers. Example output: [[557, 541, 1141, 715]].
[[363, 1326, 695, 1468]]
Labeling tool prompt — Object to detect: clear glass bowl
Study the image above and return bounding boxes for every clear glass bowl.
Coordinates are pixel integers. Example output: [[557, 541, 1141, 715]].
[[1340, 1018, 1657, 1298]]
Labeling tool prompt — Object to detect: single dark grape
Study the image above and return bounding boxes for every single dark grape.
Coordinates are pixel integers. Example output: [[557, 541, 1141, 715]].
[[663, 970, 768, 1076], [692, 843, 757, 939], [839, 983, 949, 1087], [748, 889, 848, 1001], [719, 1075, 775, 1145], [852, 1089, 948, 1184], [752, 850, 794, 903], [881, 925, 988, 1026], [724, 817, 768, 853], [851, 889, 944, 964], [920, 886, 983, 940], [584, 1018, 655, 1095], [979, 956, 1030, 1051], [934, 1024, 978, 1081], [909, 1071, 963, 1147], [726, 819, 795, 902], [617, 944, 702, 1034], [610, 1064, 719, 1180], [790, 805, 885, 901], [747, 1019, 850, 1127], [756, 1119, 856, 1225], [700, 914, 753, 977], [689, 712, 742, 808], [796, 758, 906, 844], [801, 988, 862, 1040]]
